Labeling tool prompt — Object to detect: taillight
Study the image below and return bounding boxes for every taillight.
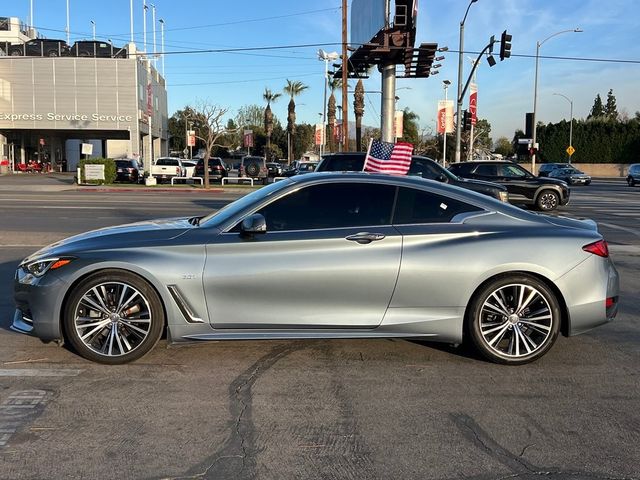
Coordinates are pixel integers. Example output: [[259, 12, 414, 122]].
[[176, 167, 180, 174], [127, 167, 134, 172], [582, 240, 609, 258], [605, 297, 616, 308]]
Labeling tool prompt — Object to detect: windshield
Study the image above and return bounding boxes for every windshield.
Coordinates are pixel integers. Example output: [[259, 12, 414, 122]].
[[199, 179, 293, 226]]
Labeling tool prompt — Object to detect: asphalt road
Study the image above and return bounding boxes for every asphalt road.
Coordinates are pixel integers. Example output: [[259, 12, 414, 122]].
[[0, 174, 638, 480]]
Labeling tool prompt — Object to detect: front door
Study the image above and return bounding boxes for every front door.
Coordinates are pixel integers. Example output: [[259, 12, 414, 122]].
[[203, 181, 402, 329]]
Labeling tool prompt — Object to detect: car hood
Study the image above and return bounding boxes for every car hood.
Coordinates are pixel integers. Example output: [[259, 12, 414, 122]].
[[25, 217, 193, 261]]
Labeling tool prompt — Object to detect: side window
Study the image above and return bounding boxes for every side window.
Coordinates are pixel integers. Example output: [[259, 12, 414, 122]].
[[474, 164, 497, 176], [408, 158, 441, 179], [500, 164, 527, 177], [394, 187, 482, 224], [256, 183, 396, 231]]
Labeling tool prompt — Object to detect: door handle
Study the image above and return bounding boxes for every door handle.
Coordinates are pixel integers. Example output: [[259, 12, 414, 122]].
[[346, 232, 386, 244]]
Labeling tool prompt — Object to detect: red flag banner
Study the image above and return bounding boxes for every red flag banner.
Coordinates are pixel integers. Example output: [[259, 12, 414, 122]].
[[363, 139, 413, 175], [469, 83, 478, 126]]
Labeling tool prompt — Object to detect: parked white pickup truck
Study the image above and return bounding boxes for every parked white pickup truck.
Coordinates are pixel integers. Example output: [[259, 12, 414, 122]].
[[151, 157, 186, 183]]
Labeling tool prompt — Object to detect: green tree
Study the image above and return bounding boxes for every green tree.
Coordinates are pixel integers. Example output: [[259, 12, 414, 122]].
[[494, 136, 514, 157], [327, 78, 342, 153], [605, 88, 618, 120], [263, 88, 281, 161], [399, 108, 420, 146], [168, 106, 199, 153], [353, 79, 365, 151], [236, 104, 264, 129], [283, 79, 309, 161], [588, 94, 604, 119]]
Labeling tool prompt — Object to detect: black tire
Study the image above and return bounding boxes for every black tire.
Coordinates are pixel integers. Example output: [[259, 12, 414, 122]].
[[47, 50, 59, 57], [585, 180, 591, 186], [467, 274, 561, 365], [63, 270, 164, 364], [245, 162, 260, 177], [628, 177, 636, 187], [9, 49, 22, 56], [536, 189, 559, 211]]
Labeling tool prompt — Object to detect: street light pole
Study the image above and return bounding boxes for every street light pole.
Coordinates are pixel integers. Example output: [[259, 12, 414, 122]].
[[143, 0, 148, 55], [553, 92, 574, 163], [151, 4, 157, 67], [159, 18, 165, 78], [454, 0, 478, 163], [532, 28, 582, 173], [66, 0, 70, 44], [90, 20, 95, 40]]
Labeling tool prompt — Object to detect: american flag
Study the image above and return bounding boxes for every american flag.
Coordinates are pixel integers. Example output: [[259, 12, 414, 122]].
[[363, 139, 414, 175]]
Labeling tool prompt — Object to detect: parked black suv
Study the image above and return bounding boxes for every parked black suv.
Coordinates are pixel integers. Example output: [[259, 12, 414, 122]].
[[195, 157, 228, 181], [448, 160, 570, 211], [9, 39, 70, 57], [315, 152, 509, 202], [70, 41, 127, 58], [114, 159, 142, 183]]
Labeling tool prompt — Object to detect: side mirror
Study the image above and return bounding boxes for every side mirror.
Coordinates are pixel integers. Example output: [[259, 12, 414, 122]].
[[240, 213, 267, 236]]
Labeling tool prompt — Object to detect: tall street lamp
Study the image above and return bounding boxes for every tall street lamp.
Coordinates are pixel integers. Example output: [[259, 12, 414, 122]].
[[531, 28, 582, 172], [454, 0, 479, 163], [318, 49, 339, 157], [90, 20, 95, 40], [553, 92, 574, 163]]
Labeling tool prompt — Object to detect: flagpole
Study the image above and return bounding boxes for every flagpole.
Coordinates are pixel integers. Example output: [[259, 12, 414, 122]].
[[363, 138, 373, 172]]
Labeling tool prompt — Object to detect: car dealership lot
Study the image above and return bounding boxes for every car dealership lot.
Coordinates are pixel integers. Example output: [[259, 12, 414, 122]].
[[0, 174, 638, 479]]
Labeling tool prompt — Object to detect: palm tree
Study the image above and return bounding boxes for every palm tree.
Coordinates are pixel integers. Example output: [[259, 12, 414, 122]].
[[283, 79, 308, 162], [327, 78, 342, 153], [353, 79, 365, 151], [263, 87, 281, 161]]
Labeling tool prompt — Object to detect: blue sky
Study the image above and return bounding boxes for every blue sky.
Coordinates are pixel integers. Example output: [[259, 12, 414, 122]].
[[6, 0, 640, 142]]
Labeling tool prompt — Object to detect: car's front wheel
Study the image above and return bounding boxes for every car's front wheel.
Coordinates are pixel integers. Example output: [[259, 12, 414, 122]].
[[468, 275, 560, 364], [628, 177, 636, 187], [63, 270, 164, 364], [536, 189, 559, 211]]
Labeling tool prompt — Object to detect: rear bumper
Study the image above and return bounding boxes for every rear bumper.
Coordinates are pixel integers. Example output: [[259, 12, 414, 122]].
[[555, 254, 619, 336]]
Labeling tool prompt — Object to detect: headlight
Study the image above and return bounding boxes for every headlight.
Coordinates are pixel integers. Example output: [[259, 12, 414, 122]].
[[498, 191, 509, 202], [22, 257, 73, 277]]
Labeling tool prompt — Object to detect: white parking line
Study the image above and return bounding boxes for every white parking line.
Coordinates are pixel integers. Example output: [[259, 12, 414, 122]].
[[0, 369, 83, 377]]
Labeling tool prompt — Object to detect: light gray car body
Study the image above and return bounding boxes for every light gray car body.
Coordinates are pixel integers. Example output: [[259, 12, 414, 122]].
[[13, 173, 618, 355]]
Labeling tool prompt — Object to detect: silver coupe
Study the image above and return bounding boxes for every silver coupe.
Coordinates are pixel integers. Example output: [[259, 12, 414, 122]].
[[13, 173, 619, 365]]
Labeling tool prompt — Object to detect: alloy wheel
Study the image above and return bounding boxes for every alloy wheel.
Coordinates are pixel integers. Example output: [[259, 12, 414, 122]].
[[478, 283, 554, 360], [73, 282, 153, 357], [538, 191, 558, 211]]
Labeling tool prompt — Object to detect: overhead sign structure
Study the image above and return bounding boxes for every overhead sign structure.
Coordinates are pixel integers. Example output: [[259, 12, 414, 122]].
[[469, 83, 478, 126], [566, 145, 575, 157], [350, 0, 386, 47], [437, 100, 454, 134]]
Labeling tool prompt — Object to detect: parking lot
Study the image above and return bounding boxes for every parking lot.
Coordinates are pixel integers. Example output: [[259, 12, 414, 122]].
[[0, 174, 638, 479]]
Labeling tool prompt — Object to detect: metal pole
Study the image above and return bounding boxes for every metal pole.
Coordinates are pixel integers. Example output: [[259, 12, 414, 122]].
[[143, 0, 147, 54], [532, 41, 540, 174], [130, 0, 134, 42], [320, 59, 327, 157], [454, 20, 464, 162], [159, 19, 165, 78], [467, 56, 478, 161], [569, 99, 573, 163], [91, 20, 95, 40], [341, 0, 349, 151], [381, 65, 396, 143], [151, 4, 157, 66], [66, 0, 70, 44]]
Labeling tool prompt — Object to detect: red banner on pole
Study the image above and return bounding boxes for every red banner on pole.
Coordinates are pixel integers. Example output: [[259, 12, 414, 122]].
[[437, 100, 453, 134], [243, 130, 253, 148], [469, 83, 478, 126]]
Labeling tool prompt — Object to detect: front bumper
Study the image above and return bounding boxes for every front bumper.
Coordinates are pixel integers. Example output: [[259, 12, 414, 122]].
[[13, 268, 67, 342]]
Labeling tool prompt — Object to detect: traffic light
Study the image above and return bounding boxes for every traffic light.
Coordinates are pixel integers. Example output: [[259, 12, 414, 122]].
[[463, 110, 472, 131], [500, 30, 512, 61]]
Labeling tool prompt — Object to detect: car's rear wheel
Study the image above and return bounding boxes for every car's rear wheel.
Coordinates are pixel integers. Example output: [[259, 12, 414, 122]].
[[468, 275, 560, 365], [47, 50, 59, 57], [63, 270, 164, 364], [536, 190, 559, 211], [10, 49, 22, 56], [628, 177, 636, 187]]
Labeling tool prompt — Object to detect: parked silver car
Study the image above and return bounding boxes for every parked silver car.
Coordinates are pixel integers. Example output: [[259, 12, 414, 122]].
[[13, 173, 619, 365]]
